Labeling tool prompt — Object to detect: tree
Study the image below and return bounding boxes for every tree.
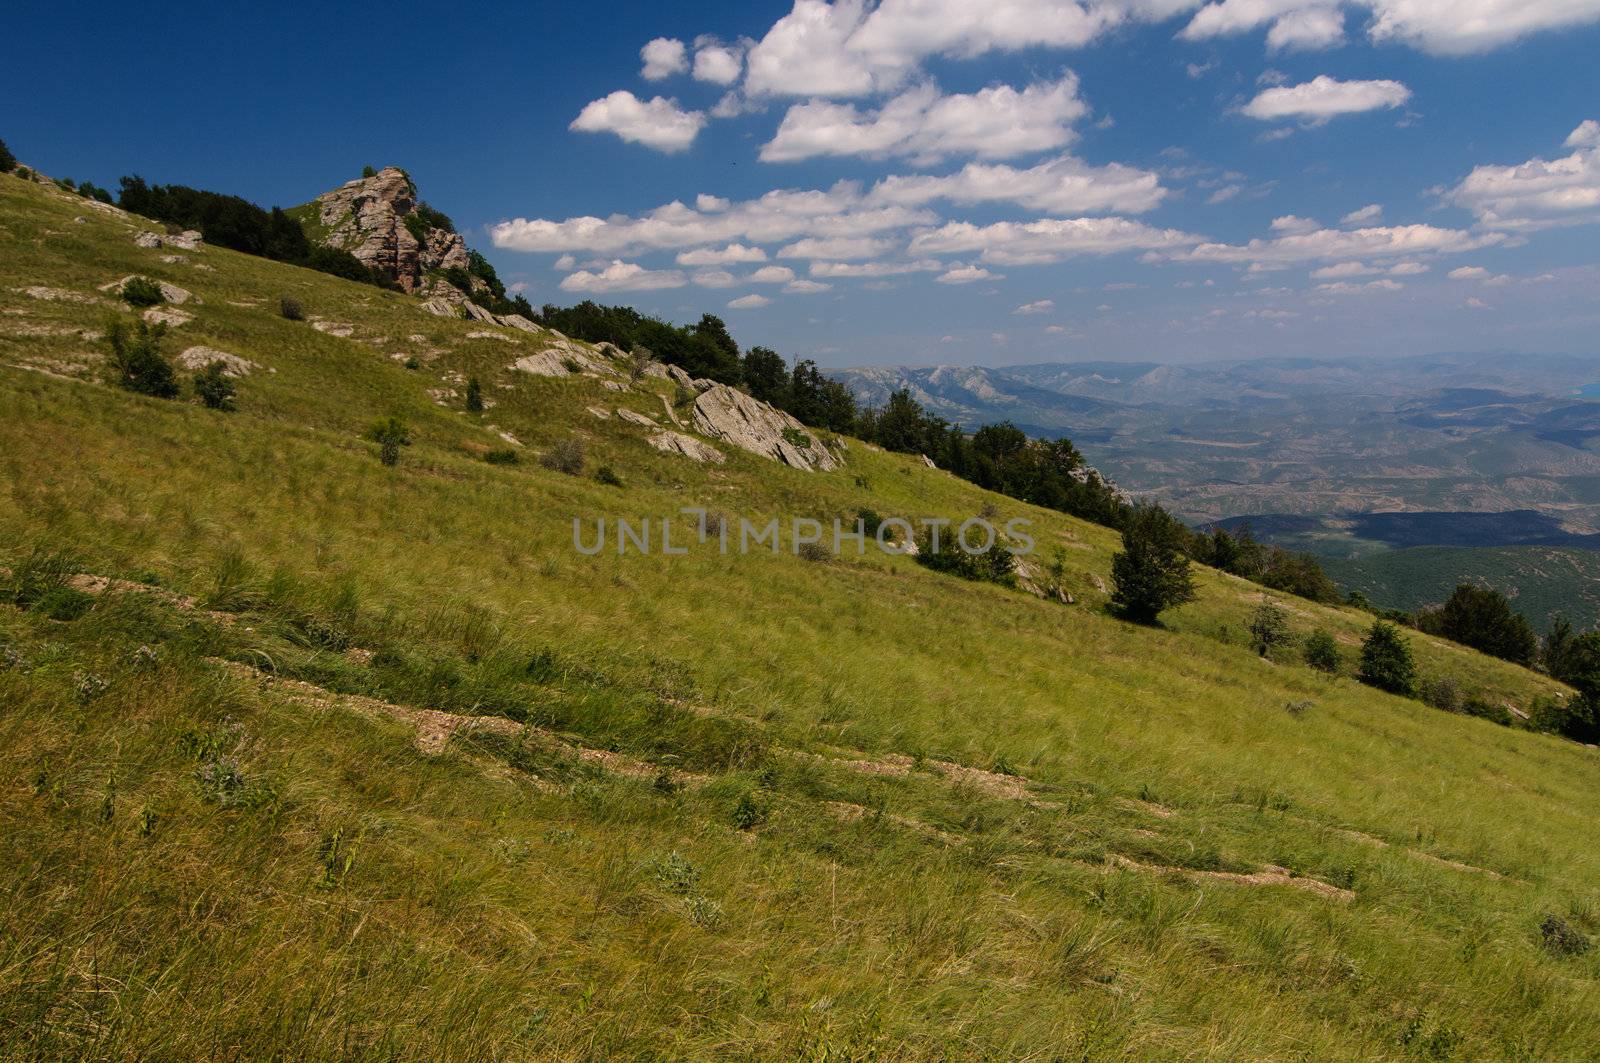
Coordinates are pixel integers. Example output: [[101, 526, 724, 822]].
[[1302, 630, 1342, 674], [1110, 503, 1196, 624], [1541, 626, 1600, 742], [1248, 600, 1294, 659], [193, 361, 237, 411], [741, 346, 788, 405], [465, 376, 484, 413], [1358, 620, 1418, 697], [1415, 584, 1538, 666], [106, 319, 179, 399], [0, 138, 16, 174]]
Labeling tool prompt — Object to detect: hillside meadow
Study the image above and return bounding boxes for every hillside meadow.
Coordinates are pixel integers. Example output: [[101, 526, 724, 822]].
[[2, 170, 1598, 1060]]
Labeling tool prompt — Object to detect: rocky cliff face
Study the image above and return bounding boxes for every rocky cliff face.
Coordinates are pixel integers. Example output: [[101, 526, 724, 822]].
[[313, 167, 469, 292]]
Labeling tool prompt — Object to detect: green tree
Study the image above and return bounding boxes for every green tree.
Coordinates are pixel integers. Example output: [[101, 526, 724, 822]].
[[1415, 584, 1538, 666], [1110, 503, 1196, 624], [106, 319, 179, 399], [0, 138, 16, 174], [1358, 620, 1418, 697], [1302, 630, 1342, 675], [741, 346, 788, 405], [193, 361, 237, 411], [465, 376, 484, 413], [1248, 600, 1294, 659]]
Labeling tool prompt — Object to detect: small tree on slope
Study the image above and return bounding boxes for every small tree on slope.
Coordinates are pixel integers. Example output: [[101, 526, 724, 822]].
[[1358, 620, 1417, 697], [1110, 503, 1195, 625]]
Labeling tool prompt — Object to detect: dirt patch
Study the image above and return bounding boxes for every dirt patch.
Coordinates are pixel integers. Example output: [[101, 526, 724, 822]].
[[822, 801, 961, 844], [1110, 854, 1354, 902], [1330, 826, 1509, 880]]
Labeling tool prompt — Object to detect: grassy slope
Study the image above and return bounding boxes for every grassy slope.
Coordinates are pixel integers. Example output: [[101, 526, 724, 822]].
[[2, 173, 1598, 1060]]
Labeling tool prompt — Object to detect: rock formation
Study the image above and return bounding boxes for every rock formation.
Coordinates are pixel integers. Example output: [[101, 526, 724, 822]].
[[690, 381, 843, 472], [312, 167, 469, 292]]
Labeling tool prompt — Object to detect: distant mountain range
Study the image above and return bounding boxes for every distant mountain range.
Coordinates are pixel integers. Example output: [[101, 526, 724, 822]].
[[831, 353, 1600, 527]]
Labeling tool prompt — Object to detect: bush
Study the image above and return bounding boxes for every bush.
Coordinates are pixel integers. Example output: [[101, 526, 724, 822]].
[[540, 439, 585, 476], [465, 376, 484, 413], [279, 297, 304, 321], [193, 361, 237, 411], [1302, 630, 1342, 674], [1462, 697, 1513, 727], [1419, 675, 1464, 713], [0, 138, 16, 173], [595, 464, 622, 486], [365, 417, 411, 467], [31, 586, 94, 621], [1247, 600, 1294, 659], [1358, 620, 1418, 697], [1540, 914, 1592, 957], [914, 522, 1016, 587], [1110, 503, 1195, 624], [106, 318, 179, 398], [120, 276, 165, 308], [484, 449, 520, 466]]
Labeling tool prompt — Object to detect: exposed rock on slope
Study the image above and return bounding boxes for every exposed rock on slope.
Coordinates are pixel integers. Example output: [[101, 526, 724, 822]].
[[691, 382, 842, 472], [313, 167, 468, 292]]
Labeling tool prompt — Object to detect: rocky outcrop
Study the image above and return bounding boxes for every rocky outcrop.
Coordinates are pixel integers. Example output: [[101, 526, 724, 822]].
[[690, 382, 842, 472], [313, 167, 468, 292], [647, 430, 725, 464], [134, 229, 202, 251], [177, 346, 259, 377]]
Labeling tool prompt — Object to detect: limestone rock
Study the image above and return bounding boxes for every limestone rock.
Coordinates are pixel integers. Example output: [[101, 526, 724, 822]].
[[616, 408, 657, 427], [310, 320, 355, 338], [647, 430, 726, 464], [312, 167, 468, 292], [587, 406, 612, 420], [144, 307, 192, 327], [690, 382, 842, 472], [134, 229, 203, 251], [177, 346, 258, 377], [20, 286, 98, 304], [418, 298, 458, 319], [465, 329, 512, 342]]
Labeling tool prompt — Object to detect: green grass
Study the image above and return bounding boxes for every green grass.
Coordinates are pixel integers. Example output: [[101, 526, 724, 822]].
[[2, 170, 1598, 1060]]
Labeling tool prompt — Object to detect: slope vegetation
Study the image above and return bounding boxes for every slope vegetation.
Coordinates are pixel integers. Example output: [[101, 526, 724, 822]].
[[2, 172, 1598, 1060]]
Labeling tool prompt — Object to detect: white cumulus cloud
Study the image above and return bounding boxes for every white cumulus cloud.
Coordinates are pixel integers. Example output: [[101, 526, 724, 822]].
[[910, 217, 1201, 266], [778, 235, 897, 259], [1014, 299, 1055, 314], [1341, 203, 1383, 224], [749, 265, 797, 283], [760, 75, 1089, 163], [869, 153, 1167, 215], [1241, 75, 1410, 122], [728, 293, 773, 309], [559, 261, 687, 292], [570, 92, 706, 153], [693, 38, 747, 84], [1266, 6, 1345, 49], [640, 37, 688, 80], [1446, 120, 1600, 230], [1176, 222, 1505, 267], [936, 265, 997, 283], [677, 244, 769, 265]]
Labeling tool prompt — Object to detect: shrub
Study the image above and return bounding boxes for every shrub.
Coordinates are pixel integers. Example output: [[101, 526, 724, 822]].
[[1462, 697, 1513, 727], [0, 138, 16, 173], [193, 361, 237, 411], [106, 318, 179, 398], [120, 276, 165, 308], [731, 792, 768, 830], [595, 464, 622, 486], [1358, 620, 1418, 698], [1247, 600, 1294, 659], [914, 522, 1016, 587], [780, 426, 813, 449], [484, 449, 520, 466], [365, 416, 411, 467], [362, 165, 377, 178], [4, 545, 76, 610], [561, 357, 582, 374], [31, 586, 94, 621], [797, 541, 830, 563], [465, 376, 484, 413], [1302, 630, 1342, 674], [279, 296, 304, 321], [1110, 503, 1195, 624], [1419, 675, 1464, 713], [540, 438, 585, 476], [1540, 915, 1592, 957]]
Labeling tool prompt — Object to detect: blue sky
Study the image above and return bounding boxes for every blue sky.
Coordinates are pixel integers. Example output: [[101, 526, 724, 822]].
[[7, 0, 1600, 367]]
